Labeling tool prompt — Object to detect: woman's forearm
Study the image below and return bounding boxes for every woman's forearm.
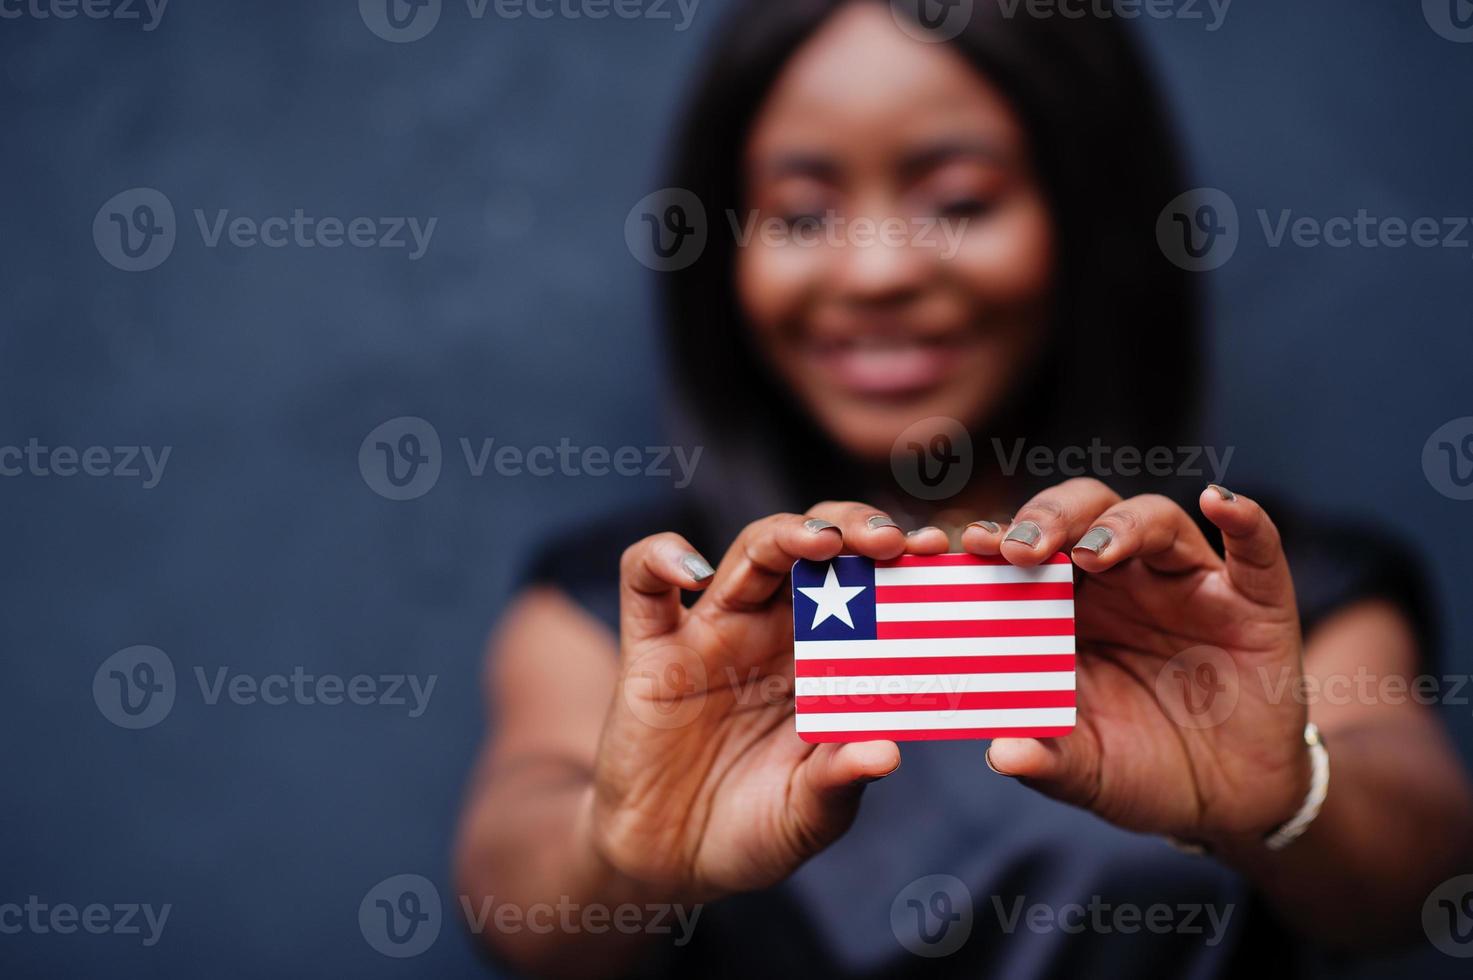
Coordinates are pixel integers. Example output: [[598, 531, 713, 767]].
[[455, 761, 685, 979], [1215, 715, 1473, 950]]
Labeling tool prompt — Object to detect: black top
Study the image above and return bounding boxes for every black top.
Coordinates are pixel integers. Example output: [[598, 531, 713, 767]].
[[521, 496, 1434, 979]]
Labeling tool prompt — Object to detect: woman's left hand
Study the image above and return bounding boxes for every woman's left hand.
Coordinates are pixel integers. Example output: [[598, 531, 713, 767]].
[[953, 478, 1313, 846]]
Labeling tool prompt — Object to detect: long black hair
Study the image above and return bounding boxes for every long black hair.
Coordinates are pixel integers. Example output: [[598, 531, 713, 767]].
[[659, 0, 1200, 528]]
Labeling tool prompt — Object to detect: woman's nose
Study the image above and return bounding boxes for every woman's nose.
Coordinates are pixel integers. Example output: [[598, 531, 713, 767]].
[[827, 217, 932, 305]]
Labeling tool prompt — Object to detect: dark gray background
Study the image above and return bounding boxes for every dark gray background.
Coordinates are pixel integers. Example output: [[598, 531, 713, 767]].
[[2, 0, 1471, 976]]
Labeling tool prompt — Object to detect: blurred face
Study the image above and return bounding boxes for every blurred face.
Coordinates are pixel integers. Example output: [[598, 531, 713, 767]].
[[737, 3, 1054, 462]]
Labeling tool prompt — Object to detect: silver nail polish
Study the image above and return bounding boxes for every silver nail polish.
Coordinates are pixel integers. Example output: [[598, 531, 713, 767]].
[[681, 553, 715, 581], [866, 515, 899, 530], [1073, 526, 1113, 555], [967, 520, 1002, 533], [906, 526, 939, 537], [1003, 520, 1042, 546], [804, 518, 839, 534], [1208, 484, 1236, 502]]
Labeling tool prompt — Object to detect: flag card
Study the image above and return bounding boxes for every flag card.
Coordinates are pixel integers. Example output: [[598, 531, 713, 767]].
[[790, 553, 1076, 743]]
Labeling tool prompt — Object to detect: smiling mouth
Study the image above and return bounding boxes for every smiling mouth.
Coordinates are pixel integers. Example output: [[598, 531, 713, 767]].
[[804, 334, 967, 398]]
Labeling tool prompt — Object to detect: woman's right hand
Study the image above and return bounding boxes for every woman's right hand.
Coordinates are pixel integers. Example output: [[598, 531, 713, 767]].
[[587, 502, 909, 901]]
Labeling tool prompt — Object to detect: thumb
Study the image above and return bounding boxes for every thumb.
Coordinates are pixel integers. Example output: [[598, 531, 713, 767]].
[[986, 729, 1102, 812], [790, 741, 901, 845]]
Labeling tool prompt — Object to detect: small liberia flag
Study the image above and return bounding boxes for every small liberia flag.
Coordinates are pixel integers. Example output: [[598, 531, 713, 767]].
[[790, 553, 1076, 743]]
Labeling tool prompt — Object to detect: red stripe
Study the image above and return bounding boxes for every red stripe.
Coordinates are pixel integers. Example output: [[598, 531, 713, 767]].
[[795, 654, 1074, 677], [874, 582, 1073, 603], [799, 726, 1074, 743], [877, 553, 1072, 568], [797, 690, 1075, 713], [877, 618, 1075, 639]]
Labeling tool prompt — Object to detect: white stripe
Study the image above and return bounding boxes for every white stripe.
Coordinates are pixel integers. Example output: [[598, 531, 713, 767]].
[[875, 599, 1075, 622], [794, 635, 1076, 659], [796, 707, 1077, 732], [796, 672, 1075, 698], [874, 564, 1073, 586]]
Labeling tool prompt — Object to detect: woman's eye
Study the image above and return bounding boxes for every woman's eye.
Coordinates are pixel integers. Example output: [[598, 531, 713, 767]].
[[936, 196, 994, 220], [781, 212, 830, 234]]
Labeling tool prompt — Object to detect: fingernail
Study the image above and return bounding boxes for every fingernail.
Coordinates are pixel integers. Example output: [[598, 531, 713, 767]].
[[967, 520, 1002, 533], [984, 749, 1012, 777], [1073, 526, 1113, 555], [1003, 520, 1041, 547], [855, 761, 901, 784], [866, 515, 899, 531], [804, 518, 839, 534], [906, 526, 939, 538], [1208, 484, 1236, 502], [681, 553, 715, 582]]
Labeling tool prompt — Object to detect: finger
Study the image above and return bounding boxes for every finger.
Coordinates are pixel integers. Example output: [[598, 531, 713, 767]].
[[619, 532, 715, 642], [960, 519, 1006, 556], [782, 741, 902, 860], [702, 512, 844, 613], [986, 729, 1102, 813], [805, 501, 907, 560], [1067, 493, 1220, 575], [1001, 479, 1122, 566], [1199, 485, 1297, 608], [903, 525, 950, 555]]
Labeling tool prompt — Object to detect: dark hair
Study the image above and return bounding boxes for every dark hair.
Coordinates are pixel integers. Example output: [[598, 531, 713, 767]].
[[660, 0, 1200, 521]]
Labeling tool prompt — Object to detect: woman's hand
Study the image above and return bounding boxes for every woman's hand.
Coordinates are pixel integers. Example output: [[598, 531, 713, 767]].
[[590, 502, 908, 901], [961, 479, 1313, 845]]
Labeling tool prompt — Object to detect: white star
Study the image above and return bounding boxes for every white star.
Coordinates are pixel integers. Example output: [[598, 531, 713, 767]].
[[797, 563, 867, 630]]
